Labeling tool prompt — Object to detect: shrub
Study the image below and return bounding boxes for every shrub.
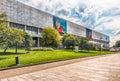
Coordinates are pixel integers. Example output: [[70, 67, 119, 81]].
[[41, 27, 61, 48], [29, 47, 54, 51], [62, 34, 78, 49]]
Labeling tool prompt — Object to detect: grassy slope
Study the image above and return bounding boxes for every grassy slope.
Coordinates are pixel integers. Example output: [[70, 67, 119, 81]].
[[0, 49, 113, 69]]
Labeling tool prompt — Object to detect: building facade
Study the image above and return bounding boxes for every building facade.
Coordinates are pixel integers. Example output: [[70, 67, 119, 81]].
[[0, 0, 109, 48]]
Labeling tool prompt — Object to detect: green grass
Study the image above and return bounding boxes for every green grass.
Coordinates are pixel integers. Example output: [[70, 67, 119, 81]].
[[0, 49, 113, 69]]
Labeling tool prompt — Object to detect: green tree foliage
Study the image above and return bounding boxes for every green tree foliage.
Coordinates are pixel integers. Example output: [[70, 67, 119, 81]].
[[62, 34, 79, 49], [2, 27, 32, 54], [41, 27, 61, 48], [79, 37, 98, 51], [4, 28, 24, 54], [0, 13, 8, 46], [88, 42, 97, 50], [12, 29, 33, 53], [62, 34, 97, 51], [0, 13, 33, 54], [0, 13, 8, 27], [79, 37, 89, 51], [23, 32, 33, 49], [115, 40, 120, 47], [83, 42, 97, 51]]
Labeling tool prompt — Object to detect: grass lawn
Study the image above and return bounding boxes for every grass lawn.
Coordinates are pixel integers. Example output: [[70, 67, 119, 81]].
[[0, 49, 113, 69]]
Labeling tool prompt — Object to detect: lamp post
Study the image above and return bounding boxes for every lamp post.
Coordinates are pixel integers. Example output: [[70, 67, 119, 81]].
[[100, 37, 102, 55]]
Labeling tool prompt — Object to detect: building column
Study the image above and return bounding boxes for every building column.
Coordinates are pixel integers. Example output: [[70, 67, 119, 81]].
[[8, 22, 10, 27], [24, 25, 26, 31]]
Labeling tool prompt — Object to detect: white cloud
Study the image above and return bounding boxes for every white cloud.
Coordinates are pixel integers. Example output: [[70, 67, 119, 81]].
[[94, 27, 104, 31], [90, 0, 120, 9], [103, 18, 120, 30], [110, 34, 120, 47], [96, 16, 120, 30]]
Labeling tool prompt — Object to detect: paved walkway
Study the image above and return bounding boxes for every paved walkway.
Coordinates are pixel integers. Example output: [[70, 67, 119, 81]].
[[0, 53, 120, 81]]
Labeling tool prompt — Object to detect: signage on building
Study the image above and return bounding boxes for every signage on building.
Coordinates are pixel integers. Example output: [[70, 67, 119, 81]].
[[86, 28, 92, 40], [53, 16, 67, 33]]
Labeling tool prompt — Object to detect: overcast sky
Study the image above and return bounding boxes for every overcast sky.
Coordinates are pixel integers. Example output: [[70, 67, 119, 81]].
[[18, 0, 120, 46]]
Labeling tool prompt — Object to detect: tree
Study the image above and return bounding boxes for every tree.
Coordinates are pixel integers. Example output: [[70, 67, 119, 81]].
[[23, 32, 33, 49], [62, 34, 79, 49], [115, 40, 120, 47], [79, 37, 89, 51], [41, 27, 61, 48], [89, 42, 96, 50], [84, 42, 97, 51], [0, 13, 8, 27], [0, 13, 33, 54], [2, 27, 31, 54], [12, 28, 24, 54], [75, 37, 80, 46]]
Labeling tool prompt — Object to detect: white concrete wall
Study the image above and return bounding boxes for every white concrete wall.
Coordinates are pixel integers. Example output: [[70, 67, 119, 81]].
[[67, 21, 86, 37], [92, 31, 109, 42], [2, 0, 53, 28], [92, 31, 102, 40], [0, 0, 3, 14]]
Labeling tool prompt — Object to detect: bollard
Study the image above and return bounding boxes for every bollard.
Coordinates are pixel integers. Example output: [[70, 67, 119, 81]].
[[75, 46, 79, 53], [15, 56, 19, 64]]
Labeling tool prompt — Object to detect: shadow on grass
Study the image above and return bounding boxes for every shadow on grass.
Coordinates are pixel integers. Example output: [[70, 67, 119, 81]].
[[8, 64, 17, 67], [61, 49, 97, 54], [62, 49, 75, 52], [79, 51, 95, 53], [0, 52, 25, 56], [75, 50, 96, 54], [0, 57, 7, 60]]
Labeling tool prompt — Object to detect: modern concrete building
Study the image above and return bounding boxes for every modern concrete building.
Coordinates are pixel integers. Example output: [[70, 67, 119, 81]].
[[0, 0, 109, 48]]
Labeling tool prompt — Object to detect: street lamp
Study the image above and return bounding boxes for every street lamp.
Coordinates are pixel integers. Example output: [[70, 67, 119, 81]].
[[100, 37, 102, 55]]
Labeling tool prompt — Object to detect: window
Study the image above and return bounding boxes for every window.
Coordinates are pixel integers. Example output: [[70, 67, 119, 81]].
[[26, 26, 38, 35], [9, 22, 25, 30]]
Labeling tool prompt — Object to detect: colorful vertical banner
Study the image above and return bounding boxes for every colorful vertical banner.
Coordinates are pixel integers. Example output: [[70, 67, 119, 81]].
[[53, 16, 67, 33], [86, 28, 92, 40]]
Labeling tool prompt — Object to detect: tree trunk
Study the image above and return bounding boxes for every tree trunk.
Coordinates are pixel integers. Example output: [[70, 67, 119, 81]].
[[4, 46, 8, 54]]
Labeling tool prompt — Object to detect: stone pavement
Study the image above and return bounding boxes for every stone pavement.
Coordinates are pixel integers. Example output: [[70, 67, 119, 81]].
[[0, 53, 120, 81]]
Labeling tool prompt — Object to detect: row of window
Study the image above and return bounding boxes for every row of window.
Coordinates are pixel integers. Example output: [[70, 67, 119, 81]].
[[9, 22, 42, 34], [26, 26, 38, 32], [91, 39, 109, 44], [10, 22, 25, 30], [26, 26, 38, 35]]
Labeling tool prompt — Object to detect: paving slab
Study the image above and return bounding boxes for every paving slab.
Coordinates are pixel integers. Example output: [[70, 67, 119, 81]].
[[0, 53, 120, 81], [0, 54, 111, 79]]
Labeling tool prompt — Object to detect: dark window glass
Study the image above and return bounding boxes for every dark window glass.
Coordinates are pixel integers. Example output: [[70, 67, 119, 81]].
[[26, 26, 38, 34], [9, 22, 25, 30]]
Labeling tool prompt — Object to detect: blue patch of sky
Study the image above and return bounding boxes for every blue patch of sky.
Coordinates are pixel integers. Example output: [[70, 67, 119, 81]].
[[102, 29, 113, 36], [69, 8, 82, 18], [55, 9, 69, 16], [18, 0, 29, 2]]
